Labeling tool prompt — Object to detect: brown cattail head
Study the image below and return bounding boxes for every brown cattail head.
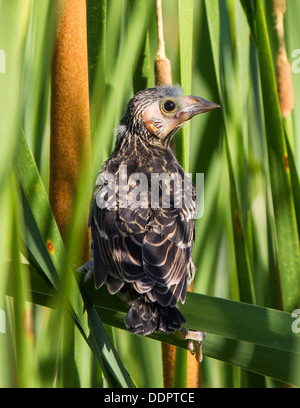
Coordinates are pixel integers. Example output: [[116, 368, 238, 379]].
[[155, 56, 172, 86], [161, 343, 176, 388], [276, 46, 294, 118], [272, 0, 294, 118], [272, 0, 286, 16], [50, 0, 91, 261], [187, 351, 201, 388]]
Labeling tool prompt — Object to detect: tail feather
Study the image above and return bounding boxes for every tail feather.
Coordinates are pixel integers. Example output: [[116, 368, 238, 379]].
[[125, 297, 186, 336]]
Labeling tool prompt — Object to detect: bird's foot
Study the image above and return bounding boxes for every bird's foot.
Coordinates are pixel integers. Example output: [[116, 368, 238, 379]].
[[77, 260, 94, 284], [175, 328, 206, 363]]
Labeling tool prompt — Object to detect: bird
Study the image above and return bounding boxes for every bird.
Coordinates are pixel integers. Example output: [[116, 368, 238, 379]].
[[79, 86, 219, 355]]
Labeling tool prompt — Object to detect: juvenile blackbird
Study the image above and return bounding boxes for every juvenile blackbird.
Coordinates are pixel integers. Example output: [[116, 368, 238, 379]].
[[80, 86, 219, 346]]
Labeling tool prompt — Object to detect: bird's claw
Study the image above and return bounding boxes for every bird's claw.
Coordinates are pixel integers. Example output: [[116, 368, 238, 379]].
[[77, 260, 94, 284], [175, 328, 206, 363]]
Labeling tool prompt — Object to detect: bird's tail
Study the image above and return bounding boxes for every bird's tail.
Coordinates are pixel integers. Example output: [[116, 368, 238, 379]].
[[125, 296, 186, 336]]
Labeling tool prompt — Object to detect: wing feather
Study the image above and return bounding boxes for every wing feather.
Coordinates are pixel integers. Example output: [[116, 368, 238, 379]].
[[91, 165, 196, 308]]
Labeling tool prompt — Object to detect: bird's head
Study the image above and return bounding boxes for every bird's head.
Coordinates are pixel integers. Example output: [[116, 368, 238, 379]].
[[120, 86, 220, 146]]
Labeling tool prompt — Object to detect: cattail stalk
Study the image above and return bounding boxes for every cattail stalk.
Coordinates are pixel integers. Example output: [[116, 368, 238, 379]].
[[155, 0, 172, 86], [50, 0, 91, 262]]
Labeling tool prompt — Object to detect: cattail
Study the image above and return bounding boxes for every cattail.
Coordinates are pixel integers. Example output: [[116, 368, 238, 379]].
[[272, 0, 286, 15], [161, 343, 176, 388], [50, 0, 91, 260], [276, 46, 294, 118], [155, 57, 172, 86], [155, 0, 172, 86], [272, 0, 294, 118], [186, 280, 201, 387]]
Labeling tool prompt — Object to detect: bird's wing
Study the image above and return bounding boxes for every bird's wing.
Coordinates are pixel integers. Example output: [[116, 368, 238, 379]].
[[91, 181, 150, 293], [91, 170, 196, 308], [140, 168, 196, 307], [141, 206, 194, 307]]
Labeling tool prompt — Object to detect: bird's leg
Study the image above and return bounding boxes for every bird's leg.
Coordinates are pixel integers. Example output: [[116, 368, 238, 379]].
[[77, 259, 94, 284], [175, 328, 207, 363]]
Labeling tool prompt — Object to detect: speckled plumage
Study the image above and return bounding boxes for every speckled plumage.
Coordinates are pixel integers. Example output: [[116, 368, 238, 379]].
[[89, 86, 218, 335]]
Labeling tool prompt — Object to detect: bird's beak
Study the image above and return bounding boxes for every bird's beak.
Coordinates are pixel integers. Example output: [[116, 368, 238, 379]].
[[176, 96, 220, 120]]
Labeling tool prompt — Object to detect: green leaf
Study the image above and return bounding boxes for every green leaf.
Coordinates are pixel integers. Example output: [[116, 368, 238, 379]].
[[241, 0, 300, 312], [9, 177, 39, 387], [205, 0, 256, 305], [0, 0, 32, 385], [177, 0, 194, 172], [285, 134, 300, 241], [204, 0, 221, 93], [12, 265, 300, 386], [87, 0, 106, 140], [14, 128, 134, 388]]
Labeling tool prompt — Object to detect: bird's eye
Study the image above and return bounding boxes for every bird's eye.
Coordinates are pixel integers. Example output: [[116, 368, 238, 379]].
[[162, 99, 177, 114]]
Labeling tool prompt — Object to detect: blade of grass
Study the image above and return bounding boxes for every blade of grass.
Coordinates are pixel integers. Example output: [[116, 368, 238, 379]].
[[86, 0, 106, 101], [241, 0, 300, 313], [177, 0, 193, 172], [87, 0, 106, 142], [173, 348, 187, 388], [285, 136, 300, 240], [226, 143, 256, 304], [204, 0, 221, 94], [0, 0, 32, 387], [205, 0, 256, 305], [133, 31, 153, 93], [20, 0, 52, 172], [13, 265, 300, 386], [14, 127, 134, 388], [10, 175, 39, 387], [15, 129, 62, 286], [0, 179, 14, 387], [92, 0, 155, 163], [94, 308, 300, 387]]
